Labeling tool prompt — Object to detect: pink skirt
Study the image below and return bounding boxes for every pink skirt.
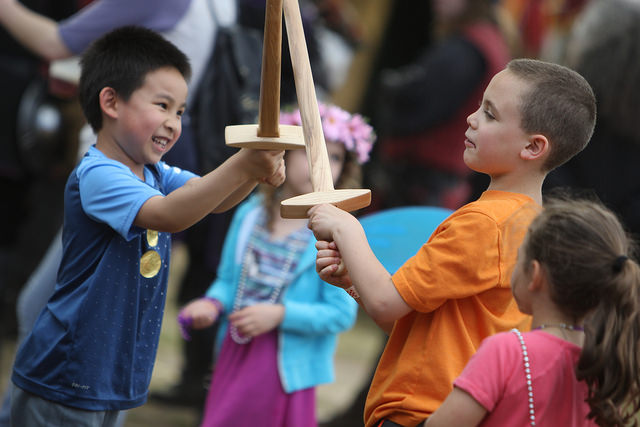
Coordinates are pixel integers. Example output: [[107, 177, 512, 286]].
[[200, 328, 316, 427]]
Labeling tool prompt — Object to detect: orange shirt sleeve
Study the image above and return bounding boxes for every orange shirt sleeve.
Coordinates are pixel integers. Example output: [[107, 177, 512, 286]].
[[393, 209, 506, 313]]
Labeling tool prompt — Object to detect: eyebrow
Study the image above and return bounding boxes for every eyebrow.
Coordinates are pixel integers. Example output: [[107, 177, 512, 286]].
[[484, 99, 496, 111]]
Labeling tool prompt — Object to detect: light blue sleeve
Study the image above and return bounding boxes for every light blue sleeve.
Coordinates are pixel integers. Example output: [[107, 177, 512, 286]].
[[77, 160, 161, 240], [280, 254, 358, 336], [76, 156, 197, 240], [156, 161, 199, 194]]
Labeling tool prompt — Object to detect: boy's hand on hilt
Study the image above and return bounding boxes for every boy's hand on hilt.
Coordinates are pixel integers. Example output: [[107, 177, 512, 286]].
[[242, 148, 286, 186], [262, 156, 286, 187], [308, 204, 359, 288], [315, 240, 352, 289], [307, 203, 353, 241]]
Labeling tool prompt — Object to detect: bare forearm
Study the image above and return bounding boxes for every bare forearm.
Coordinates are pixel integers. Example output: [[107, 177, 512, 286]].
[[308, 204, 413, 324], [333, 223, 410, 324], [212, 180, 258, 213], [356, 299, 394, 334], [0, 1, 72, 60], [136, 153, 253, 232], [374, 318, 395, 335]]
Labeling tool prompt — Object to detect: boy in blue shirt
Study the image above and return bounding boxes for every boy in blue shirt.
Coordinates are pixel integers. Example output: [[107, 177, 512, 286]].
[[10, 26, 285, 426]]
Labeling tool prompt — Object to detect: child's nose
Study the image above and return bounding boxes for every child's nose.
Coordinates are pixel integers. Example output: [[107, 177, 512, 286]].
[[165, 115, 180, 132], [467, 110, 478, 128]]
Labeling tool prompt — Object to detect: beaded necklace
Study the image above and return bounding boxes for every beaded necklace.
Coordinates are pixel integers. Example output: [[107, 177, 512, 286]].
[[512, 329, 536, 426], [512, 324, 584, 426], [229, 215, 308, 344]]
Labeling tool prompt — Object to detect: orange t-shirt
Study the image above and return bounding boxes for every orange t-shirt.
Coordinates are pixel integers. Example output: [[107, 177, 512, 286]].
[[365, 191, 539, 427]]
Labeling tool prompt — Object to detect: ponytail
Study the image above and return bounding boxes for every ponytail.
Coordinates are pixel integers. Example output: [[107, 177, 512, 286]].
[[524, 197, 640, 426], [578, 260, 640, 426]]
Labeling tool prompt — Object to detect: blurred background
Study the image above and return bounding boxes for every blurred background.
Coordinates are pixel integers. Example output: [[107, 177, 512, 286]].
[[3, 0, 639, 425]]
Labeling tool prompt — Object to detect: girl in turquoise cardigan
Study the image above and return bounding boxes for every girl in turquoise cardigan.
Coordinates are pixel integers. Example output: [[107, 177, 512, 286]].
[[177, 103, 375, 426]]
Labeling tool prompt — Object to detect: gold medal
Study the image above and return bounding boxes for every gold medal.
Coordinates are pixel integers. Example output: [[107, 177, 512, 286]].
[[140, 250, 161, 278], [146, 229, 159, 247]]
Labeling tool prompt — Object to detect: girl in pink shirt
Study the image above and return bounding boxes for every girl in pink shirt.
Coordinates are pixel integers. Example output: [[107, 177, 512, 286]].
[[426, 197, 640, 427]]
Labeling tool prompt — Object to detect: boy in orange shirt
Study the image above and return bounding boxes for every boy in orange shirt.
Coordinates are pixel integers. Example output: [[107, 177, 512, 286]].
[[307, 58, 596, 427]]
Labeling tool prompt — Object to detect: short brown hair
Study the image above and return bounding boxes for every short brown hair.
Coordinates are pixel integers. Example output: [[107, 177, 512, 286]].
[[507, 59, 596, 171]]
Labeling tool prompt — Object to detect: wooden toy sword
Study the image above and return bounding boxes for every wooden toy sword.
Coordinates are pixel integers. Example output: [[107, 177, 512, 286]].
[[225, 0, 305, 150], [280, 0, 371, 218]]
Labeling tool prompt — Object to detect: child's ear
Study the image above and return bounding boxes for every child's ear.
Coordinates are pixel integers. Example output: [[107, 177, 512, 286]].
[[528, 260, 545, 291], [99, 87, 119, 119], [520, 134, 549, 161]]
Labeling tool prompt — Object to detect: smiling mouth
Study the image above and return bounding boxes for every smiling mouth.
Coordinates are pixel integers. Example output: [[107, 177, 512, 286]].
[[152, 136, 168, 150]]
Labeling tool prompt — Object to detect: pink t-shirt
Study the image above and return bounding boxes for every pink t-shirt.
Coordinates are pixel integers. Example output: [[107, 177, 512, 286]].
[[454, 330, 597, 426]]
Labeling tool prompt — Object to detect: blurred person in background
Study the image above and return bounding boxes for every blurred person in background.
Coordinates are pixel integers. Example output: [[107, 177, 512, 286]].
[[499, 0, 590, 61], [368, 0, 514, 212], [0, 0, 85, 355], [178, 103, 369, 427], [544, 0, 640, 238]]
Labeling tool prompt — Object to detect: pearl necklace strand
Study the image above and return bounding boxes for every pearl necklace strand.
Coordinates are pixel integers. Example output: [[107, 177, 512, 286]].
[[229, 228, 298, 345], [512, 329, 536, 426], [512, 324, 584, 426]]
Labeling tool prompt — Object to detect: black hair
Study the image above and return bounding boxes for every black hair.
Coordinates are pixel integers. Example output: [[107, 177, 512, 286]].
[[78, 25, 191, 132]]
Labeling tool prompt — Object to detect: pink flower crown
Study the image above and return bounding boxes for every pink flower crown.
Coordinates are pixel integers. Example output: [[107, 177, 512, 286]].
[[279, 103, 376, 164]]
